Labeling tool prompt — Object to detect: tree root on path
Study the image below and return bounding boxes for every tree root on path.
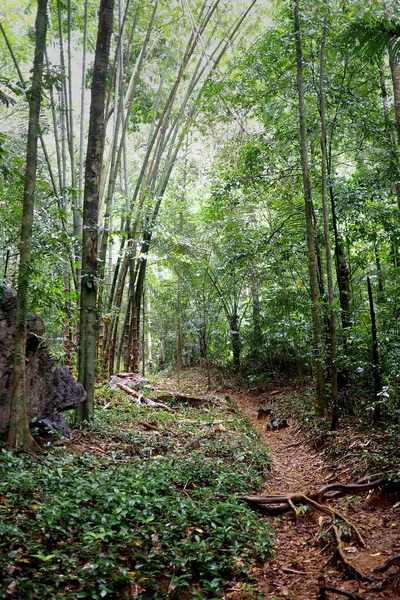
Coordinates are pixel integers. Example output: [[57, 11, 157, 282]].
[[374, 555, 400, 573], [242, 476, 400, 586], [242, 475, 388, 509], [330, 525, 375, 583], [317, 585, 364, 599]]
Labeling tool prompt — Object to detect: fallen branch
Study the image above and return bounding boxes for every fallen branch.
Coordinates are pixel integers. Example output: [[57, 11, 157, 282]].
[[116, 372, 140, 378], [116, 382, 142, 403], [116, 383, 173, 412], [143, 397, 174, 412], [137, 420, 159, 431]]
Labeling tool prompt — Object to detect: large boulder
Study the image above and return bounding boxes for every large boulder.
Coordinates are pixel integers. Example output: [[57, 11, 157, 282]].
[[0, 285, 85, 434]]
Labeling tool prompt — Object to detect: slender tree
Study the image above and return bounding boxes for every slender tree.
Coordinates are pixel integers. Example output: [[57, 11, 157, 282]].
[[77, 0, 115, 422], [319, 1, 339, 428], [293, 0, 326, 413], [7, 0, 48, 453]]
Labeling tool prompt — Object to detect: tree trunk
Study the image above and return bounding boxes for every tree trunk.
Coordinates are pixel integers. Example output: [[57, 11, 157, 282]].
[[272, 237, 304, 384], [389, 51, 400, 145], [329, 189, 351, 331], [251, 258, 263, 360], [319, 3, 339, 429], [229, 314, 241, 371], [379, 62, 400, 208], [77, 0, 89, 285], [146, 293, 152, 369], [77, 0, 114, 422], [201, 277, 211, 389], [367, 277, 382, 423], [176, 208, 184, 385], [176, 267, 183, 386], [130, 259, 146, 373], [141, 286, 146, 377], [7, 0, 48, 453], [293, 0, 326, 413]]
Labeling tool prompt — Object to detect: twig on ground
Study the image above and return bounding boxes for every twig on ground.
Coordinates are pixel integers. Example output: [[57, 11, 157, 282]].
[[282, 566, 307, 575]]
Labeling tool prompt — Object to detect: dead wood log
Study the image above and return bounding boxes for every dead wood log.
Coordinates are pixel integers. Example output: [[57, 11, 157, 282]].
[[116, 383, 173, 412], [116, 372, 138, 378], [143, 397, 174, 412], [154, 392, 210, 407], [116, 382, 143, 403]]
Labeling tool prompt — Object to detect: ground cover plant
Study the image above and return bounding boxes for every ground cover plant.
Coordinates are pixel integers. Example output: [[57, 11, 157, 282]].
[[254, 379, 400, 479], [0, 387, 272, 599]]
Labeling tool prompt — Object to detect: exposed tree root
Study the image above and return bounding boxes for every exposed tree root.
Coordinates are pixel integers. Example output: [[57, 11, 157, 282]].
[[243, 492, 366, 546], [242, 475, 386, 508], [317, 585, 364, 599], [331, 525, 374, 583], [0, 438, 46, 464], [242, 476, 399, 586], [374, 555, 400, 573]]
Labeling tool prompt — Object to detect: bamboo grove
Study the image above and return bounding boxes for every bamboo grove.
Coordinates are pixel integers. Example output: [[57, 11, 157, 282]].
[[1, 0, 400, 445]]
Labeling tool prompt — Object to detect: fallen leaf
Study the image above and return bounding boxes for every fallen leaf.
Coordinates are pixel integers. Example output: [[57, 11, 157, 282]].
[[16, 557, 30, 564], [281, 586, 289, 596], [7, 582, 17, 594]]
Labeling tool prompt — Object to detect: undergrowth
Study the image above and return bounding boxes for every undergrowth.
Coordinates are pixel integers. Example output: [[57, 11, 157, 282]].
[[0, 390, 272, 599], [266, 383, 400, 478]]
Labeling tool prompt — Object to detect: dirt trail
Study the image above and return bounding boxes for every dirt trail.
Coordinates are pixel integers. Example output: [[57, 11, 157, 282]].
[[167, 368, 399, 599], [231, 388, 400, 600]]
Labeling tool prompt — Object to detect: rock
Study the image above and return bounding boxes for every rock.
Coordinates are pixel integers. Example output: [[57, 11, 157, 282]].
[[257, 407, 273, 420], [0, 285, 85, 434], [110, 374, 150, 391], [36, 414, 73, 440], [267, 417, 289, 431]]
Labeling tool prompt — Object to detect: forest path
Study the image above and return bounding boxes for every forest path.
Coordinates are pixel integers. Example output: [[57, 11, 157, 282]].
[[230, 387, 399, 600], [169, 368, 399, 600]]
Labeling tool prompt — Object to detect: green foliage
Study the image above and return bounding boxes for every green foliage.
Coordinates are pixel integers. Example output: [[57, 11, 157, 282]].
[[342, 21, 400, 62], [0, 395, 272, 599]]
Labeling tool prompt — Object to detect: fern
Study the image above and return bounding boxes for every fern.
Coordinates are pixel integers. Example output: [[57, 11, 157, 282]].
[[342, 21, 400, 62]]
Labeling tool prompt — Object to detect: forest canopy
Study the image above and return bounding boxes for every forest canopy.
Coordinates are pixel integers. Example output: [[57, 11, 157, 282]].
[[0, 0, 400, 436]]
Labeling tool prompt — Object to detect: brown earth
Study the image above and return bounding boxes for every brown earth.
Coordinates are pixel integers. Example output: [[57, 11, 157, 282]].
[[168, 367, 400, 600]]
